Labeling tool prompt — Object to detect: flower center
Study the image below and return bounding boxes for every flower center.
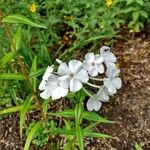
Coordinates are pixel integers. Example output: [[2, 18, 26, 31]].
[[70, 73, 74, 78], [92, 62, 95, 66]]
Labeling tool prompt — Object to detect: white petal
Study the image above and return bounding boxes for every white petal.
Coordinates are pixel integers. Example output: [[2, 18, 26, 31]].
[[100, 46, 110, 54], [58, 63, 71, 76], [95, 54, 104, 64], [93, 100, 102, 111], [87, 98, 102, 111], [87, 98, 94, 111], [40, 89, 50, 100], [42, 66, 53, 80], [88, 67, 99, 77], [47, 75, 59, 86], [106, 67, 120, 78], [97, 64, 104, 74], [39, 80, 46, 90], [59, 76, 70, 89], [104, 52, 116, 63], [51, 86, 68, 100], [97, 86, 109, 102], [69, 60, 82, 74], [75, 69, 89, 83], [56, 59, 63, 64], [112, 77, 122, 89], [105, 62, 116, 68], [70, 78, 82, 92], [85, 53, 95, 63], [104, 78, 117, 94], [82, 60, 91, 71]]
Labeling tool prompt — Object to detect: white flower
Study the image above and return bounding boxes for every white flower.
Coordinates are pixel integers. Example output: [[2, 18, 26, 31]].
[[83, 52, 104, 77], [40, 74, 68, 100], [39, 66, 54, 91], [97, 86, 110, 101], [103, 67, 122, 94], [100, 46, 116, 68], [87, 86, 110, 111], [58, 60, 89, 92], [87, 94, 102, 111]]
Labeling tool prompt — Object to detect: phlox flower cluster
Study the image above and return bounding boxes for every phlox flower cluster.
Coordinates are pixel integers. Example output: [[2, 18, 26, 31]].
[[39, 46, 122, 111]]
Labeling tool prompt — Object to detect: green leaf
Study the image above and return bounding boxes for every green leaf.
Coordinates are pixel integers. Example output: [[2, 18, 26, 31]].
[[75, 103, 83, 127], [83, 111, 113, 123], [127, 0, 135, 5], [50, 128, 75, 135], [42, 99, 51, 118], [83, 131, 112, 138], [24, 121, 42, 150], [0, 73, 25, 80], [20, 97, 33, 137], [132, 11, 140, 21], [76, 126, 84, 150], [50, 128, 112, 139], [0, 51, 18, 68], [12, 28, 22, 51], [0, 105, 35, 116], [136, 0, 144, 5], [140, 10, 148, 18], [0, 105, 22, 115], [49, 109, 74, 117], [2, 14, 47, 28], [30, 57, 37, 91], [135, 143, 143, 150], [29, 68, 45, 78]]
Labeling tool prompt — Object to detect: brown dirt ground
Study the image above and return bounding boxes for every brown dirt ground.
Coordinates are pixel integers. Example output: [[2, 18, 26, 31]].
[[0, 31, 150, 150]]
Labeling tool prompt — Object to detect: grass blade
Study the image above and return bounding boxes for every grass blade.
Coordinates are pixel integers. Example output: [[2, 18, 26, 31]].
[[0, 73, 25, 80], [30, 57, 37, 91], [20, 97, 33, 137], [76, 126, 84, 150], [83, 111, 114, 123], [2, 14, 47, 28], [83, 131, 112, 138], [12, 27, 22, 51], [0, 105, 22, 115], [0, 51, 18, 68], [24, 121, 42, 150]]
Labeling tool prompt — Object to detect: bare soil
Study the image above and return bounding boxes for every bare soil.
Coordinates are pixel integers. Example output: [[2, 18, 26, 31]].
[[0, 31, 150, 150]]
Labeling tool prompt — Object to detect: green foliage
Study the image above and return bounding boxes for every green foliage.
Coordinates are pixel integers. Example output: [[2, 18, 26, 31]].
[[24, 121, 43, 150], [0, 0, 150, 149], [135, 143, 143, 150], [26, 121, 56, 147]]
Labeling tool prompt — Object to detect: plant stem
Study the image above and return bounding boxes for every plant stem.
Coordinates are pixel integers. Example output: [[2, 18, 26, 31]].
[[89, 77, 104, 81], [82, 87, 92, 97], [86, 82, 100, 89]]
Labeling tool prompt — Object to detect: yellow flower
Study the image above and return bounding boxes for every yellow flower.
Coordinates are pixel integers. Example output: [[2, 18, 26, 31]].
[[29, 3, 37, 13], [106, 0, 113, 7]]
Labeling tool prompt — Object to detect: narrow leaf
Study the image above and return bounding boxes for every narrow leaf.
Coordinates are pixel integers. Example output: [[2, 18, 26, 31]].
[[30, 57, 37, 91], [49, 109, 74, 117], [0, 105, 22, 115], [83, 131, 112, 138], [2, 14, 47, 28], [83, 111, 113, 123], [0, 105, 35, 116], [76, 126, 84, 150], [29, 68, 45, 78], [13, 27, 22, 51], [20, 97, 33, 137], [0, 51, 18, 68], [0, 73, 25, 80], [24, 121, 42, 150]]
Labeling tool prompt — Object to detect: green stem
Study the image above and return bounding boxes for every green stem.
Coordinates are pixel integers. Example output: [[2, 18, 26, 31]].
[[82, 87, 92, 97]]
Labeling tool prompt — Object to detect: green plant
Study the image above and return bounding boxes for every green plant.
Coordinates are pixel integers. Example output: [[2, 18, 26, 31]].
[[0, 0, 149, 149], [115, 0, 149, 32]]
